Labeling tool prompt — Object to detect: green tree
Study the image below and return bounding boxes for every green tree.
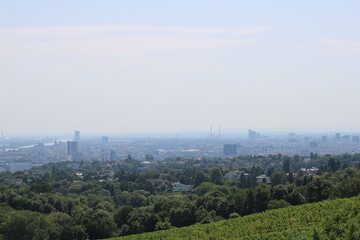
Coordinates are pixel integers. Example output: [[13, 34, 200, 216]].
[[268, 199, 291, 209], [266, 167, 274, 177], [170, 203, 196, 227], [114, 206, 134, 228], [47, 212, 87, 240], [271, 172, 287, 186], [244, 189, 255, 215], [254, 184, 270, 212], [210, 168, 223, 185], [287, 172, 294, 183], [155, 221, 171, 231], [194, 171, 210, 187], [328, 158, 340, 172], [283, 158, 291, 173], [86, 210, 116, 239], [1, 210, 41, 240]]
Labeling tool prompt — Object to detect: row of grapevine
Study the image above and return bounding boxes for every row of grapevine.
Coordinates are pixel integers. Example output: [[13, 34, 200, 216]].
[[108, 196, 360, 240]]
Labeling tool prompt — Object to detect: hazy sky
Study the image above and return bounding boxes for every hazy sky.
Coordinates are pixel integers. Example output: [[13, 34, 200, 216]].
[[1, 1, 360, 134]]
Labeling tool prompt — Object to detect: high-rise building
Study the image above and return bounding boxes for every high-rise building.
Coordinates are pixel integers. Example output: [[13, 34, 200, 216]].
[[102, 136, 109, 144], [74, 131, 80, 142], [335, 133, 341, 141], [57, 148, 66, 160], [67, 141, 78, 156], [248, 129, 258, 140], [223, 144, 237, 156], [322, 136, 328, 143], [352, 136, 360, 143]]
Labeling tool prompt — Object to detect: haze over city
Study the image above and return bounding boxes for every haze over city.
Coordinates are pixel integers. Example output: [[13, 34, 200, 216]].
[[2, 2, 360, 240], [1, 0, 360, 135]]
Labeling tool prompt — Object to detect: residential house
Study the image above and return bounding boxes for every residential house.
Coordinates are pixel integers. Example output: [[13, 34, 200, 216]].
[[172, 182, 193, 192], [256, 174, 270, 184]]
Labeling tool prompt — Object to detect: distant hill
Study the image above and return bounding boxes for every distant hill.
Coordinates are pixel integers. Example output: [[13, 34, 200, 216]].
[[108, 196, 360, 240]]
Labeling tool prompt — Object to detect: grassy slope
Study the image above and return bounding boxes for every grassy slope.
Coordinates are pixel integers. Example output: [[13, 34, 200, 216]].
[[108, 196, 360, 240]]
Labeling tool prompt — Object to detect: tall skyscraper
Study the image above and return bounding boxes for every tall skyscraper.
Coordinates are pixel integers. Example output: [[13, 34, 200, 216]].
[[74, 131, 80, 142], [67, 141, 78, 156], [248, 129, 258, 140], [57, 148, 66, 160], [335, 133, 341, 141]]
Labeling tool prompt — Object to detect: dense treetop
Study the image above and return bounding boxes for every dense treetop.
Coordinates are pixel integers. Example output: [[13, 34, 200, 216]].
[[0, 153, 358, 239]]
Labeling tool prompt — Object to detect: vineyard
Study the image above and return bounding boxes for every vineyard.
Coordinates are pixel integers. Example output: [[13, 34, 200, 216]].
[[108, 196, 360, 240]]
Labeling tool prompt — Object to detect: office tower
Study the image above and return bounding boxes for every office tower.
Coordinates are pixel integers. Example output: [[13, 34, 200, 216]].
[[335, 133, 341, 141], [102, 136, 109, 144], [57, 148, 66, 160], [248, 129, 258, 140], [322, 136, 328, 143], [352, 136, 360, 143], [74, 131, 80, 142], [67, 141, 78, 156], [223, 144, 237, 156]]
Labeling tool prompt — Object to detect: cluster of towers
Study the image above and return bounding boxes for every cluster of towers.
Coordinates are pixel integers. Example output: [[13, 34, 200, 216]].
[[209, 125, 221, 138]]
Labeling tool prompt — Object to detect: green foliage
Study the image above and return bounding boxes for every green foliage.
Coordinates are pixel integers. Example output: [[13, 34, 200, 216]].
[[0, 153, 360, 239], [114, 206, 134, 228], [267, 199, 291, 210], [0, 210, 41, 240], [86, 210, 116, 239], [155, 221, 171, 231], [229, 213, 240, 218], [271, 172, 287, 186], [209, 168, 223, 185], [0, 210, 87, 240], [282, 158, 291, 173], [194, 172, 210, 188], [108, 196, 360, 240]]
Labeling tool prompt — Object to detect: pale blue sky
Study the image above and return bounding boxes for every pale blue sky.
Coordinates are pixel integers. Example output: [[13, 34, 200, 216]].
[[1, 1, 360, 134]]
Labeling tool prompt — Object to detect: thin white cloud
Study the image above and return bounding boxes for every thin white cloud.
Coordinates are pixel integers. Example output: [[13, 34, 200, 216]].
[[0, 25, 272, 41], [0, 25, 268, 60], [309, 39, 360, 56], [0, 36, 255, 59]]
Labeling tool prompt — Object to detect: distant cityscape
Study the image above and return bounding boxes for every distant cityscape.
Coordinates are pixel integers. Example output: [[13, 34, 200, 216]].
[[1, 129, 360, 172]]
